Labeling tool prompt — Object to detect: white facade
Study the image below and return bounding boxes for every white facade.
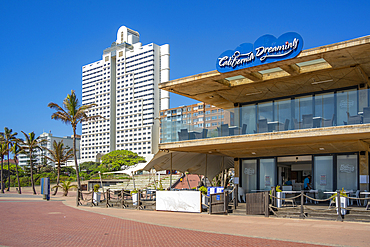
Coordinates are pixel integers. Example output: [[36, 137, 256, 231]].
[[18, 132, 80, 168], [80, 26, 170, 163]]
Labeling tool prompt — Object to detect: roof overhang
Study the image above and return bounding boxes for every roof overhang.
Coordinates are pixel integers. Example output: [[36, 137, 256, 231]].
[[160, 35, 370, 109], [158, 125, 370, 158]]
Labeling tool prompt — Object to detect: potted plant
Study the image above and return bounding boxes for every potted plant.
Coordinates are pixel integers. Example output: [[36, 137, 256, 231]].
[[198, 186, 208, 208], [93, 184, 101, 205]]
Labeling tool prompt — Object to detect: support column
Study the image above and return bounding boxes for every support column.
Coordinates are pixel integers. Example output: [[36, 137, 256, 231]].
[[170, 152, 173, 190], [360, 150, 369, 191], [205, 154, 208, 186]]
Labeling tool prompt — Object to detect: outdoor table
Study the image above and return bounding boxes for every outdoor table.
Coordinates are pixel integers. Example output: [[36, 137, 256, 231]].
[[302, 190, 318, 204], [360, 192, 370, 209], [267, 121, 282, 132], [313, 117, 323, 128], [229, 126, 241, 135]]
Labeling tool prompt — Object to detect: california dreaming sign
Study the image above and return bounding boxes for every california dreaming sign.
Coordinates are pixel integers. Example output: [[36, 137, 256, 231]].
[[216, 32, 303, 73]]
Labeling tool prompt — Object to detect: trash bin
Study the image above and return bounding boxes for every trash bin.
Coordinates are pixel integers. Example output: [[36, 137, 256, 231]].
[[41, 178, 50, 201]]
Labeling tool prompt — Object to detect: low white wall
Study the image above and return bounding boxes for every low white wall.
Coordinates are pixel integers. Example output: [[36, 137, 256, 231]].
[[156, 191, 201, 213]]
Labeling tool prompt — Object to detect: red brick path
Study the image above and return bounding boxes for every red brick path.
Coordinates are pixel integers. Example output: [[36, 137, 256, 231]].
[[0, 200, 327, 247]]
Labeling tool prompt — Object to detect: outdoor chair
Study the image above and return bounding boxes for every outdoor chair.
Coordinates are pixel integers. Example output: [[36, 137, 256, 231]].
[[347, 112, 362, 125], [350, 190, 361, 206], [257, 119, 268, 133], [302, 114, 313, 129], [202, 129, 208, 138], [328, 197, 335, 209], [241, 124, 247, 134], [364, 190, 369, 207], [178, 129, 189, 141], [282, 195, 295, 207], [218, 124, 229, 137], [363, 107, 370, 124], [323, 114, 335, 127], [284, 119, 290, 130]]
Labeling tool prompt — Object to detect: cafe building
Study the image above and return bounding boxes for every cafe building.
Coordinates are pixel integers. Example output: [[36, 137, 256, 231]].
[[149, 33, 370, 198]]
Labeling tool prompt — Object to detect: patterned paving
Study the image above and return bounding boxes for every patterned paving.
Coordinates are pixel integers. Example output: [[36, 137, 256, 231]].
[[0, 200, 327, 247]]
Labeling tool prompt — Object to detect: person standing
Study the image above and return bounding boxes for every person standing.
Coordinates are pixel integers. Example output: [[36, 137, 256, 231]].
[[304, 175, 311, 190]]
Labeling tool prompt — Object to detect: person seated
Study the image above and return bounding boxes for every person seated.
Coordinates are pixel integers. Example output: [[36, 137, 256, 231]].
[[285, 178, 292, 186]]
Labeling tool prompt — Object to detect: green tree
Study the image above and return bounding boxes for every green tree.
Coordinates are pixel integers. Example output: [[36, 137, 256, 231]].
[[20, 131, 47, 194], [52, 180, 77, 196], [101, 150, 146, 171], [0, 127, 18, 191], [0, 143, 8, 193], [80, 161, 100, 174], [44, 140, 74, 195], [48, 90, 103, 191], [11, 143, 23, 194]]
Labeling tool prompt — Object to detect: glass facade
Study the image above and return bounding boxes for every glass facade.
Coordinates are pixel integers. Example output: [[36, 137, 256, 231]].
[[240, 153, 358, 193], [337, 154, 358, 191], [259, 158, 276, 191], [161, 87, 370, 143], [241, 159, 257, 193], [314, 156, 334, 198]]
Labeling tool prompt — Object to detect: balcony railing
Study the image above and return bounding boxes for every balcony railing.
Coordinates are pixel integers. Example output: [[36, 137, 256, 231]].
[[160, 87, 370, 143]]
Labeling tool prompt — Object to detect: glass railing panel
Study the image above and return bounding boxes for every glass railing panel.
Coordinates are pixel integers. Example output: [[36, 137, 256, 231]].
[[160, 88, 370, 143], [241, 104, 257, 134]]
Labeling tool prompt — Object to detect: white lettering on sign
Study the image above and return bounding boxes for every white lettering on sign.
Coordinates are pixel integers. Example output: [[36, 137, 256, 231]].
[[218, 38, 300, 68], [255, 38, 299, 61], [244, 168, 255, 175], [340, 164, 355, 173], [218, 51, 255, 68], [339, 100, 354, 109]]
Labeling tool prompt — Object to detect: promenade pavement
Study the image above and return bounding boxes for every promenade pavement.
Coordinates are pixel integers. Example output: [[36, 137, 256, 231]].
[[0, 187, 370, 246]]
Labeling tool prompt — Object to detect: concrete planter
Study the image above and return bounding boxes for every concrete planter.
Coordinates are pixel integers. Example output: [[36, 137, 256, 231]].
[[93, 192, 101, 205], [276, 192, 282, 208], [132, 193, 138, 206], [336, 196, 347, 215]]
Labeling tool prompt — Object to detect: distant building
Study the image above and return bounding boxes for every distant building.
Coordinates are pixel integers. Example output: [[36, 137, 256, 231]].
[[160, 102, 233, 143], [18, 132, 80, 168], [80, 25, 170, 163]]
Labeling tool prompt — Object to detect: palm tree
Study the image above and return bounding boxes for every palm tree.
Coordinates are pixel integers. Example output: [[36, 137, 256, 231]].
[[48, 90, 103, 190], [0, 127, 18, 191], [52, 180, 77, 196], [20, 131, 46, 194], [44, 140, 73, 195], [11, 143, 23, 194], [0, 143, 8, 193]]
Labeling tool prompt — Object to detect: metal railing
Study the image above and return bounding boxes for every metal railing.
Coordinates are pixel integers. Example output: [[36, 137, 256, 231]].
[[268, 191, 370, 221]]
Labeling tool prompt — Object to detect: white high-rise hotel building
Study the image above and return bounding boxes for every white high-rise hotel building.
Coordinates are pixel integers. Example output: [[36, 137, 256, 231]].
[[80, 26, 169, 163]]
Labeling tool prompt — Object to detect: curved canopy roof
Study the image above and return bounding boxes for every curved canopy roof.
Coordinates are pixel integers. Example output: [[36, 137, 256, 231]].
[[143, 151, 234, 179]]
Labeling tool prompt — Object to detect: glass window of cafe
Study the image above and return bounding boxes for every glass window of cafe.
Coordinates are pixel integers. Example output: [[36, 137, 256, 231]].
[[240, 153, 358, 195], [240, 87, 366, 134]]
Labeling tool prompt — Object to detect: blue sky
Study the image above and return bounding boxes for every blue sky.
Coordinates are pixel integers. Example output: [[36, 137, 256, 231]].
[[1, 0, 369, 139]]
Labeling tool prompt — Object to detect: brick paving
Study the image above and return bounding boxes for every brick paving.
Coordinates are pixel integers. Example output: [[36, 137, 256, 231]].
[[2, 188, 370, 246], [0, 198, 326, 247]]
